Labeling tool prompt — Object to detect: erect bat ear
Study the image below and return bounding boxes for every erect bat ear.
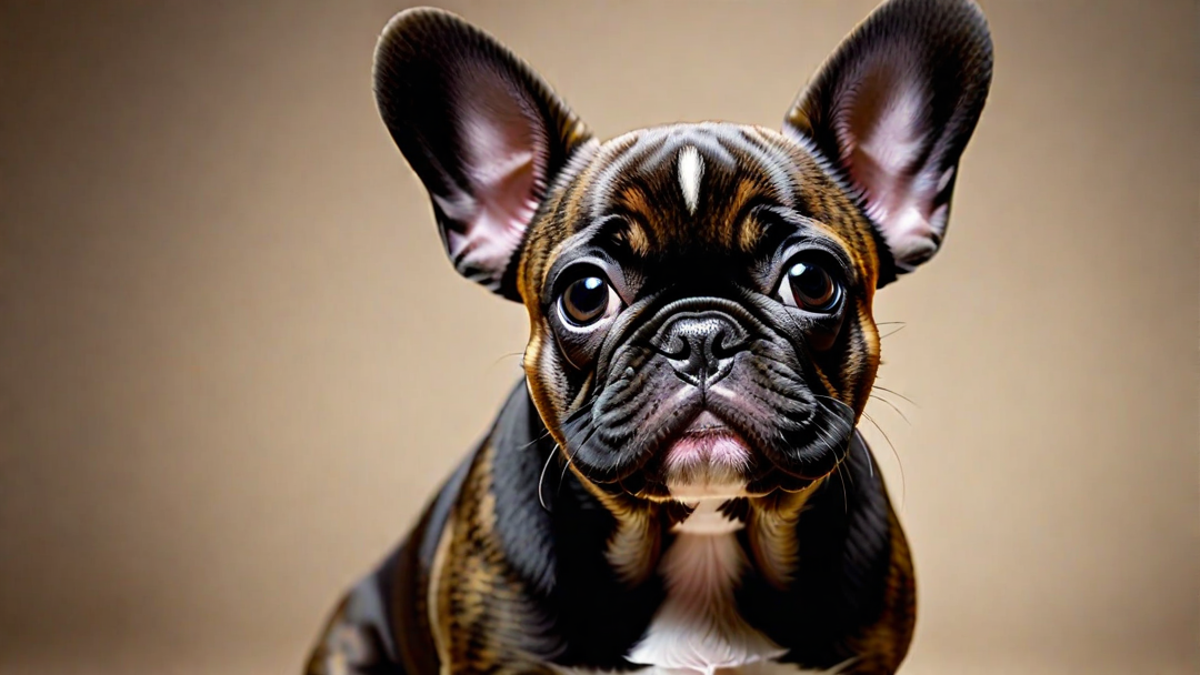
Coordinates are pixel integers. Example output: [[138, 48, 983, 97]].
[[373, 8, 593, 300], [784, 0, 993, 285]]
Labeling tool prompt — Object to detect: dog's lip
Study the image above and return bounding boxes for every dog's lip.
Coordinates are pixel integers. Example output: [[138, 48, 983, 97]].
[[620, 407, 830, 500], [678, 410, 730, 436], [663, 411, 752, 471]]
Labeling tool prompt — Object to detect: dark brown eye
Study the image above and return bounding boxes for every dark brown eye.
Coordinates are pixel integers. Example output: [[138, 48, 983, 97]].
[[780, 260, 840, 312], [559, 275, 617, 326]]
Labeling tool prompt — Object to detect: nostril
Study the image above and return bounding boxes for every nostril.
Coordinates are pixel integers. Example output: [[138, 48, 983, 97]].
[[709, 329, 730, 359], [709, 327, 747, 359], [654, 314, 749, 382], [661, 334, 691, 360]]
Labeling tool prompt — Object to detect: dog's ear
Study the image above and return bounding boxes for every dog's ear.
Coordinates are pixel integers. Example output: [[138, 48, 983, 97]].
[[784, 0, 992, 284], [374, 8, 593, 300]]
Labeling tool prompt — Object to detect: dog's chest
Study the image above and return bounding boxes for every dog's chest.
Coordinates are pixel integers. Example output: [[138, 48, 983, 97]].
[[624, 501, 788, 675]]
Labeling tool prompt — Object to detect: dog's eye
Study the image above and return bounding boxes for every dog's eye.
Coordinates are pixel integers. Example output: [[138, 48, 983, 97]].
[[780, 260, 841, 312], [560, 275, 618, 327]]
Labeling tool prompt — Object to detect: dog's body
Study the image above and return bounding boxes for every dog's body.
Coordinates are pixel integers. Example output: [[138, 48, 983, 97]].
[[307, 2, 991, 673]]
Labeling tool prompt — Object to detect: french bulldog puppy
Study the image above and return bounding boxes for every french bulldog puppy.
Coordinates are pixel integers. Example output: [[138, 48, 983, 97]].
[[306, 0, 992, 673]]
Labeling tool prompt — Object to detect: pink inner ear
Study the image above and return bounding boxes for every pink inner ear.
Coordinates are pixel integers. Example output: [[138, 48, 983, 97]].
[[835, 61, 953, 269], [435, 71, 544, 288]]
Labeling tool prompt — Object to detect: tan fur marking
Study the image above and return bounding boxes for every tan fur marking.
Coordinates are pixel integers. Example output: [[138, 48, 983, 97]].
[[738, 210, 763, 253], [746, 482, 822, 588], [427, 516, 455, 675], [621, 219, 652, 257], [728, 177, 766, 252], [568, 466, 663, 585]]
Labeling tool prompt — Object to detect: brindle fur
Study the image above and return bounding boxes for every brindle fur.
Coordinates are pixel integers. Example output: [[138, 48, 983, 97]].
[[306, 1, 990, 673]]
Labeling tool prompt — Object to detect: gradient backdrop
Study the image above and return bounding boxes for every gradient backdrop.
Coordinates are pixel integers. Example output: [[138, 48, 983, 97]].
[[1, 1, 1197, 674]]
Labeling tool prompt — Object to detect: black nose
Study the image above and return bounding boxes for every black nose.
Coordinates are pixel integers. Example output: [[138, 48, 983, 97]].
[[656, 314, 749, 386]]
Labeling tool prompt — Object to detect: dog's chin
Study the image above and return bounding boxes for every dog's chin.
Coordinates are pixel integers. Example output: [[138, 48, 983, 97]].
[[661, 413, 753, 501], [619, 411, 838, 503]]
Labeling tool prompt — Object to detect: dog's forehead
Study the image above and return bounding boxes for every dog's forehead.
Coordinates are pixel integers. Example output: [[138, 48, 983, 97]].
[[560, 122, 863, 258], [520, 121, 882, 299], [585, 123, 789, 251]]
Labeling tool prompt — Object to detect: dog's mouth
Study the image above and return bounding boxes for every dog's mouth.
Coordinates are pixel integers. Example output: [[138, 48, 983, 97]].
[[558, 325, 859, 498], [660, 411, 753, 499], [616, 405, 841, 502]]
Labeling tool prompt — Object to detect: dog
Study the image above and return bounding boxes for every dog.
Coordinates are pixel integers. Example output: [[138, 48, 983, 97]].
[[306, 0, 992, 672]]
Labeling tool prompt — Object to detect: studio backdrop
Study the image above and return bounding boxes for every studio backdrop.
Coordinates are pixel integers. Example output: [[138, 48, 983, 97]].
[[0, 1, 1196, 674]]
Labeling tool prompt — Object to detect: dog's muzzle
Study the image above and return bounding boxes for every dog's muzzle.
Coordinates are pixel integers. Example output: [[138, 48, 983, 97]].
[[560, 296, 855, 497], [655, 312, 749, 388]]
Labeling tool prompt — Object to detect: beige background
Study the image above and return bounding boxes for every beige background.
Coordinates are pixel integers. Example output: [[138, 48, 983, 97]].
[[1, 1, 1196, 673]]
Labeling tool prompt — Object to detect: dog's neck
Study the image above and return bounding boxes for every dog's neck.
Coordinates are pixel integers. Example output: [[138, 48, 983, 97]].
[[507, 378, 877, 590], [628, 498, 792, 673], [574, 479, 823, 589]]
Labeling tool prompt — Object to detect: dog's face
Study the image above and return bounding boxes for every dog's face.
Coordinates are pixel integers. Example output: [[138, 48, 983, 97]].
[[374, 0, 991, 500], [517, 124, 882, 499]]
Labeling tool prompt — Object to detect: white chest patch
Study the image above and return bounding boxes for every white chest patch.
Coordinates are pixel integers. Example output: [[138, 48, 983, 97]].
[[677, 145, 704, 214], [626, 501, 786, 675]]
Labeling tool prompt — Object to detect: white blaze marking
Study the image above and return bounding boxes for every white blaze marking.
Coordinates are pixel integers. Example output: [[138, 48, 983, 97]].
[[556, 503, 836, 675], [677, 145, 704, 214], [627, 506, 787, 673]]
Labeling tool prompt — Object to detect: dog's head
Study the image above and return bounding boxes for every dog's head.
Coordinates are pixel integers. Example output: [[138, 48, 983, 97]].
[[373, 0, 991, 501]]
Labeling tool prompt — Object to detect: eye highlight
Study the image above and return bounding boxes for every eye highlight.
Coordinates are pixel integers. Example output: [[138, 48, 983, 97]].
[[559, 273, 620, 327], [779, 259, 841, 312]]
